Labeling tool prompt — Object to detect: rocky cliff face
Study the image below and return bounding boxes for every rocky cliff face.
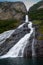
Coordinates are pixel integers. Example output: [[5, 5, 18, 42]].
[[0, 2, 27, 20], [33, 22, 43, 58]]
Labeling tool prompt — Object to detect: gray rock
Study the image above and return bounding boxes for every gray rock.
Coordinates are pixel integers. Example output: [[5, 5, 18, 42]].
[[23, 34, 33, 58], [0, 23, 30, 56], [0, 2, 27, 20], [33, 23, 43, 58]]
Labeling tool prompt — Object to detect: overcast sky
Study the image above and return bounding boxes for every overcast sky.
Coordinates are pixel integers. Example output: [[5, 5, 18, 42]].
[[0, 0, 41, 10]]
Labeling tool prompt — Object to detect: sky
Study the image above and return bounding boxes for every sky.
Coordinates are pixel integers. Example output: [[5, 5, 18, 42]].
[[0, 0, 41, 10]]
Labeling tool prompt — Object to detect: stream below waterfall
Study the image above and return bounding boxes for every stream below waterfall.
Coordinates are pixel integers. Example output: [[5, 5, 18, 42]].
[[0, 57, 43, 65]]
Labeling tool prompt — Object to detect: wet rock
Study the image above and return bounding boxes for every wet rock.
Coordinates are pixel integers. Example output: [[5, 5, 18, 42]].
[[33, 23, 43, 58], [23, 34, 33, 58], [35, 40, 43, 58], [0, 23, 30, 56]]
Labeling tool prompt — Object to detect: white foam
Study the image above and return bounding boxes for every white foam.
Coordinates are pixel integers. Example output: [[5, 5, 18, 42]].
[[0, 30, 15, 44]]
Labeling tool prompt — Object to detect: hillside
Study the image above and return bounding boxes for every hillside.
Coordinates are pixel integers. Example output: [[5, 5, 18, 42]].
[[28, 1, 43, 57], [0, 1, 27, 20], [0, 1, 27, 33], [28, 1, 43, 20]]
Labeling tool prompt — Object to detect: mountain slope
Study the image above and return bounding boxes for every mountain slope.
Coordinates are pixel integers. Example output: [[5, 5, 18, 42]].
[[0, 1, 27, 33], [28, 1, 43, 57], [0, 1, 27, 20], [28, 1, 43, 20]]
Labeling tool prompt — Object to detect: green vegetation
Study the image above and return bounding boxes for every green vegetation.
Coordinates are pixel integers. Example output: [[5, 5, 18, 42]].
[[33, 20, 43, 34], [0, 19, 21, 33], [29, 9, 43, 20], [28, 1, 43, 40], [33, 20, 42, 25], [37, 35, 43, 40], [33, 20, 43, 40], [28, 1, 43, 20]]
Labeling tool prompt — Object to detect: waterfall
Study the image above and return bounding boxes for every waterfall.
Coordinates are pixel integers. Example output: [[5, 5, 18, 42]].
[[0, 23, 25, 45], [0, 15, 35, 58], [25, 15, 29, 23], [32, 28, 36, 57], [0, 30, 15, 44]]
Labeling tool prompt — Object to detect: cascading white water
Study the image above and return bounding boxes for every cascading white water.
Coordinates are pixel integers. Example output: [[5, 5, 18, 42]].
[[25, 15, 29, 23], [0, 15, 35, 58], [32, 28, 36, 57], [0, 30, 15, 44], [0, 23, 25, 45], [32, 39, 36, 57]]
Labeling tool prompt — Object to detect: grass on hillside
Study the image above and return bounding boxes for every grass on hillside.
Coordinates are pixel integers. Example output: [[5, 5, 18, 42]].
[[33, 20, 43, 40], [0, 19, 21, 33], [29, 9, 43, 20]]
